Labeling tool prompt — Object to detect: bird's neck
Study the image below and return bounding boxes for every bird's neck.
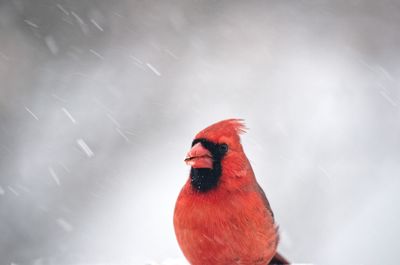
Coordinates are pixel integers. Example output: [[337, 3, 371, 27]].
[[190, 161, 221, 192]]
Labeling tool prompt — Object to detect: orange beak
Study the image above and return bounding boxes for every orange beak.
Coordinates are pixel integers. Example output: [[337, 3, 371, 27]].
[[184, 142, 213, 169]]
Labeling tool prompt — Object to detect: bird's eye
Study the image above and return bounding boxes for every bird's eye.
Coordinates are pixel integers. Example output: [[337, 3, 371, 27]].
[[218, 144, 228, 154]]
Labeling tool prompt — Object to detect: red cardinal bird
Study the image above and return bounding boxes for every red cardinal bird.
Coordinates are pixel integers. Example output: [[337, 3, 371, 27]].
[[174, 119, 289, 265]]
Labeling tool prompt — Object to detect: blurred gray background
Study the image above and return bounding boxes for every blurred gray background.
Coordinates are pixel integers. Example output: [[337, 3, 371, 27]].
[[1, 0, 400, 264]]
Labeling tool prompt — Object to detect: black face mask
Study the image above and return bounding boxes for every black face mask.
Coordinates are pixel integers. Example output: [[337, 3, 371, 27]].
[[190, 139, 228, 192]]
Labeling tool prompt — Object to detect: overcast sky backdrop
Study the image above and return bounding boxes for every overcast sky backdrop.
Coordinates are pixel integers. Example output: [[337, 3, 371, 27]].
[[1, 0, 400, 264]]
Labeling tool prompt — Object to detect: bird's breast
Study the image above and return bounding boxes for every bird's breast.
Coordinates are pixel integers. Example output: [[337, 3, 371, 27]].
[[173, 187, 278, 265]]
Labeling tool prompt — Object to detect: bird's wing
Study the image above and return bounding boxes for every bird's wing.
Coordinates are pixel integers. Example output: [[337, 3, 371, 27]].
[[255, 183, 290, 264], [269, 252, 290, 264], [255, 182, 275, 219]]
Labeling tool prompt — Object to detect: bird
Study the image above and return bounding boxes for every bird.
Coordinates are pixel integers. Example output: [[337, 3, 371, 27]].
[[174, 119, 289, 265]]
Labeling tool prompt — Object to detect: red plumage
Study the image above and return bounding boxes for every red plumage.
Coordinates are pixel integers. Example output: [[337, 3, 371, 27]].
[[174, 119, 288, 265]]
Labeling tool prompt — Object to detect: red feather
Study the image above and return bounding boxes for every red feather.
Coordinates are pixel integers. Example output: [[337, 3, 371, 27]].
[[174, 119, 289, 265]]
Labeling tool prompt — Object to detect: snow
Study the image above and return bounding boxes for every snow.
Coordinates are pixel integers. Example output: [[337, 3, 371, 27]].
[[48, 167, 61, 186], [115, 127, 130, 143], [24, 107, 39, 120], [56, 218, 74, 232], [62, 107, 77, 124], [90, 19, 104, 31], [56, 4, 69, 16], [146, 63, 162, 76], [379, 90, 398, 107], [89, 49, 105, 60], [7, 186, 19, 196], [71, 11, 89, 34], [45, 36, 59, 55], [2, 1, 399, 264], [76, 139, 94, 157], [24, 20, 39, 28]]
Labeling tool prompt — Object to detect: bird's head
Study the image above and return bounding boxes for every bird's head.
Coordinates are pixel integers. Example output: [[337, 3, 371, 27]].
[[185, 119, 252, 192]]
